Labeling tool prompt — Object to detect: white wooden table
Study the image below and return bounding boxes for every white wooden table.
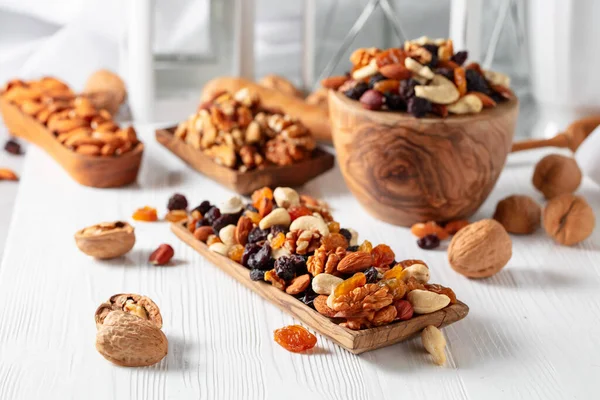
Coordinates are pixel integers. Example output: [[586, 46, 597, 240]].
[[0, 124, 598, 400]]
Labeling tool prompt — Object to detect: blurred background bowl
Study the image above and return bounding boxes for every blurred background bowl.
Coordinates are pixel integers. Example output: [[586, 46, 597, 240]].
[[328, 90, 519, 226]]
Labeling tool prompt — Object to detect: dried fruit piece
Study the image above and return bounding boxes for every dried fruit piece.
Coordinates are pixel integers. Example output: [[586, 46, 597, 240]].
[[417, 234, 440, 249], [274, 325, 317, 353], [444, 220, 469, 235], [406, 277, 426, 292], [167, 193, 188, 211], [454, 67, 467, 96], [333, 272, 367, 299], [264, 269, 286, 290], [288, 205, 313, 221], [206, 234, 222, 246], [327, 221, 340, 233], [373, 79, 400, 94], [410, 221, 449, 239], [398, 259, 427, 269], [375, 48, 406, 68], [425, 284, 457, 304], [271, 232, 286, 249], [132, 206, 158, 222], [245, 211, 261, 224], [165, 210, 188, 222], [378, 278, 407, 300], [4, 139, 22, 155], [383, 264, 403, 281], [371, 244, 395, 268], [258, 197, 274, 218], [227, 244, 244, 263], [149, 244, 174, 265], [0, 168, 18, 181], [251, 187, 274, 209], [358, 240, 373, 253]]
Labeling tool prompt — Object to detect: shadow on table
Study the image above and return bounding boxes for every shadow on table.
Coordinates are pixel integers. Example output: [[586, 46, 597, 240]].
[[477, 266, 592, 290], [165, 334, 194, 372], [96, 249, 187, 268]]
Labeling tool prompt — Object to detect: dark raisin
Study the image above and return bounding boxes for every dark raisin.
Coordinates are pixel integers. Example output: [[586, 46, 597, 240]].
[[204, 207, 221, 225], [114, 221, 125, 228], [249, 269, 265, 281], [347, 245, 359, 252], [195, 218, 210, 228], [490, 92, 505, 103], [465, 69, 491, 95], [212, 213, 239, 233], [270, 225, 287, 237], [451, 50, 468, 66], [399, 78, 418, 101], [193, 200, 212, 215], [298, 286, 319, 308], [4, 139, 22, 155], [407, 97, 432, 118], [364, 267, 379, 284], [339, 228, 352, 243], [275, 255, 306, 282], [241, 243, 261, 267], [167, 193, 188, 211], [248, 227, 269, 244], [384, 93, 406, 111], [245, 204, 258, 213], [343, 82, 369, 101], [248, 243, 272, 270], [422, 44, 439, 67], [368, 73, 387, 88], [417, 234, 440, 250], [436, 67, 454, 81]]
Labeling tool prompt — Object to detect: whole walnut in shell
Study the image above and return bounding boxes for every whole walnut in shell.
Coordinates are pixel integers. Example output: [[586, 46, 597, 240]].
[[532, 154, 582, 199], [543, 193, 595, 246], [448, 219, 512, 278], [493, 195, 541, 234]]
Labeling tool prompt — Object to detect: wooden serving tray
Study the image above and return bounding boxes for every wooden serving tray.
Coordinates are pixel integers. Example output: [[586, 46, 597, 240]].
[[156, 127, 335, 195], [172, 222, 469, 354], [0, 97, 143, 188]]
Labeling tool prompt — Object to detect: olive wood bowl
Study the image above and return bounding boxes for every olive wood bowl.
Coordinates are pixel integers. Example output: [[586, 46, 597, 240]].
[[328, 90, 519, 226], [0, 97, 143, 188]]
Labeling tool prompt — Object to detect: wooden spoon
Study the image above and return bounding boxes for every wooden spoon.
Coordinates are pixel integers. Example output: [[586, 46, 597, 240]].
[[511, 116, 600, 152]]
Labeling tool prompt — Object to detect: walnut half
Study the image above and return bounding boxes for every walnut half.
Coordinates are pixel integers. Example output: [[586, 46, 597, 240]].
[[95, 293, 163, 330]]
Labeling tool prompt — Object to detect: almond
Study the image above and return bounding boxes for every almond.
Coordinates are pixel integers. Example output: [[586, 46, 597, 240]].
[[320, 75, 349, 90], [379, 63, 412, 80], [194, 226, 214, 242], [285, 274, 311, 295], [336, 251, 372, 273], [314, 295, 336, 317], [469, 91, 497, 108]]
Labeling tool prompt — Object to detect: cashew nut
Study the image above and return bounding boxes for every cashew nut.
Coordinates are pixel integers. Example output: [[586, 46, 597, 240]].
[[273, 187, 300, 209], [407, 290, 450, 314], [348, 228, 359, 246], [219, 224, 237, 246], [414, 74, 460, 104], [421, 325, 447, 366], [220, 196, 243, 214], [401, 264, 430, 284], [405, 36, 431, 47], [289, 215, 329, 237], [447, 94, 483, 114], [352, 59, 378, 80], [404, 57, 435, 80], [312, 273, 343, 295], [326, 292, 336, 309], [258, 208, 291, 230], [484, 70, 510, 87], [209, 242, 230, 256]]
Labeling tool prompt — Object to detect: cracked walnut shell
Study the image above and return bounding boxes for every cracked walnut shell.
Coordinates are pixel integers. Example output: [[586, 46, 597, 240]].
[[543, 194, 595, 246], [74, 221, 135, 259], [448, 219, 512, 278], [95, 293, 163, 329]]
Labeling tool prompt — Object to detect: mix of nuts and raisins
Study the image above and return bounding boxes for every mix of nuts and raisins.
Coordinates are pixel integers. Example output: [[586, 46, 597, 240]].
[[180, 186, 458, 330], [173, 88, 317, 172], [322, 36, 514, 118], [1, 77, 139, 156]]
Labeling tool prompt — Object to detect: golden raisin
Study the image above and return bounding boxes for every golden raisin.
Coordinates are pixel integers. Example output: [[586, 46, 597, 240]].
[[251, 187, 273, 209], [444, 220, 470, 235], [383, 264, 403, 280], [426, 283, 457, 304], [406, 277, 426, 292], [274, 325, 317, 353], [165, 210, 188, 223], [132, 206, 158, 222], [398, 259, 427, 269], [378, 278, 407, 300], [375, 48, 406, 68], [227, 244, 244, 263], [358, 240, 373, 253], [410, 221, 449, 240], [327, 221, 340, 233], [288, 205, 313, 221], [373, 79, 400, 94], [371, 244, 395, 268], [245, 211, 261, 224], [206, 234, 222, 246], [271, 232, 285, 249], [333, 272, 367, 299], [191, 210, 202, 220]]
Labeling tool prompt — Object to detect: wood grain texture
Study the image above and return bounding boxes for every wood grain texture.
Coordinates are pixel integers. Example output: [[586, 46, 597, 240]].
[[328, 90, 519, 226], [511, 115, 600, 152], [199, 77, 332, 143], [0, 97, 143, 188], [156, 127, 334, 195], [171, 221, 468, 354]]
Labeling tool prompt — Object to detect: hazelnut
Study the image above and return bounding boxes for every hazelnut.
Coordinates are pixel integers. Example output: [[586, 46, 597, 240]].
[[532, 154, 582, 199], [448, 219, 512, 278], [543, 193, 595, 246], [493, 195, 541, 234], [74, 221, 135, 259]]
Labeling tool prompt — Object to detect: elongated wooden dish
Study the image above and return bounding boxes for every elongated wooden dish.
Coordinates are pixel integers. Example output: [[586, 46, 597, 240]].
[[172, 221, 469, 354], [156, 127, 335, 195], [0, 97, 143, 188]]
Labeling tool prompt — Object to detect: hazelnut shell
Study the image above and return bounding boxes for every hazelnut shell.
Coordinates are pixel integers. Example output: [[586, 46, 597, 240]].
[[448, 219, 512, 278], [543, 193, 595, 246], [75, 221, 135, 259], [493, 195, 541, 234], [532, 154, 582, 199]]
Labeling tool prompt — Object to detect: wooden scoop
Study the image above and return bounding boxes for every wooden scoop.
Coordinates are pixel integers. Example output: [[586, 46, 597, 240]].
[[511, 116, 600, 152]]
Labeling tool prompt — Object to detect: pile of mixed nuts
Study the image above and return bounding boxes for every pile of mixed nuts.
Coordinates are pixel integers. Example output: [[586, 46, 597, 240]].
[[322, 36, 513, 117], [174, 88, 317, 171]]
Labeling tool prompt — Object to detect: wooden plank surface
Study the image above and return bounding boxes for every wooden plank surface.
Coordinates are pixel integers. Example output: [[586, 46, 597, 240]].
[[0, 125, 599, 399]]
